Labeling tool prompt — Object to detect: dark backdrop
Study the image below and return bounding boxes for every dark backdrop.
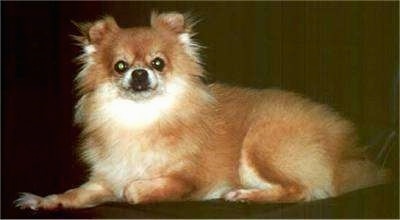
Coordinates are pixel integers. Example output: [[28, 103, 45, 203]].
[[2, 1, 399, 218]]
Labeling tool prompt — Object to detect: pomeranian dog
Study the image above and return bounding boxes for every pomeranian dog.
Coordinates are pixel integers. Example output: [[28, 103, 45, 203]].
[[15, 12, 390, 210]]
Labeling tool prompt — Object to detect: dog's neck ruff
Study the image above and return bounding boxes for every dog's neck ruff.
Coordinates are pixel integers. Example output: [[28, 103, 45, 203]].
[[93, 77, 188, 129]]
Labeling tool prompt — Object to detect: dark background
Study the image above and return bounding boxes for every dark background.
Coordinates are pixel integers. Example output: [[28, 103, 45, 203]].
[[2, 1, 399, 218]]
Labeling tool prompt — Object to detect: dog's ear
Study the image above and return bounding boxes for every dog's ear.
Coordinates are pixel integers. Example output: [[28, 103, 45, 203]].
[[151, 11, 202, 60], [151, 11, 191, 34], [73, 16, 119, 45]]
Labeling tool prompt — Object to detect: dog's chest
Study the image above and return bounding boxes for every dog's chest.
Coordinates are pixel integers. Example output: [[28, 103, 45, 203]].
[[92, 139, 183, 197]]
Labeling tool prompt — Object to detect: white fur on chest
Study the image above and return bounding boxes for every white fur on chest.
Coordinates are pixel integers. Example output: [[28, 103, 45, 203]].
[[93, 77, 187, 129], [103, 98, 166, 128], [92, 142, 176, 198], [86, 78, 190, 197], [79, 77, 209, 198]]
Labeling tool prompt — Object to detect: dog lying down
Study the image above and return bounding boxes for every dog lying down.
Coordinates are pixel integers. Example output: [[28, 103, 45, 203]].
[[15, 11, 390, 210]]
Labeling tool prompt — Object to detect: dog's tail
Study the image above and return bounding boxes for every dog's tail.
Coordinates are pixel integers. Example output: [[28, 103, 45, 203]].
[[335, 130, 396, 195], [368, 130, 397, 168]]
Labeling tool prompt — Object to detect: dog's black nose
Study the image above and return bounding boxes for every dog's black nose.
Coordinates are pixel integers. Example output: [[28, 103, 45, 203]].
[[130, 69, 150, 91]]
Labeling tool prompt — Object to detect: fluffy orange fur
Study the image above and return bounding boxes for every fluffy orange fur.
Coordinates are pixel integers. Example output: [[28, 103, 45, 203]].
[[15, 12, 390, 210]]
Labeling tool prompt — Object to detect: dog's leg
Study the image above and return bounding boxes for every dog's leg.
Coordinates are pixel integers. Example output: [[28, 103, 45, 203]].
[[225, 147, 307, 203], [15, 182, 115, 210], [225, 112, 351, 203], [225, 184, 306, 203], [123, 176, 193, 204], [224, 156, 308, 203], [224, 121, 328, 203]]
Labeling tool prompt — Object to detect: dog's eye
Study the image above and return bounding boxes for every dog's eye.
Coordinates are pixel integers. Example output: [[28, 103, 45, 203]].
[[151, 57, 165, 71], [114, 60, 129, 73]]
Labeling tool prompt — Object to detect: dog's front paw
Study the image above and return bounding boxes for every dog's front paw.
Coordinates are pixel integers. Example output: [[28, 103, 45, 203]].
[[224, 189, 257, 203], [123, 183, 141, 204], [14, 193, 44, 210], [14, 192, 60, 210]]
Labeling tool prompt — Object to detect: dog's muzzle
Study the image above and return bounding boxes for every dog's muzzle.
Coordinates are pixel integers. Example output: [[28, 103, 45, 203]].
[[130, 69, 150, 91]]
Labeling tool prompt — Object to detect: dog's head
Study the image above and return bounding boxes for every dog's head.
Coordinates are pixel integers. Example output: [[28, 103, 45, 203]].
[[73, 12, 213, 127], [74, 12, 203, 101]]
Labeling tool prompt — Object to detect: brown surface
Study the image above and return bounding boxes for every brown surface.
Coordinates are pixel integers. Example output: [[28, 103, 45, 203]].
[[7, 184, 400, 218], [2, 1, 398, 218]]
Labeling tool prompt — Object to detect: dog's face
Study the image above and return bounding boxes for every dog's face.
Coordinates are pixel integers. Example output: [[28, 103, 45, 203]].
[[74, 12, 208, 127], [76, 12, 203, 101]]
